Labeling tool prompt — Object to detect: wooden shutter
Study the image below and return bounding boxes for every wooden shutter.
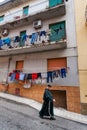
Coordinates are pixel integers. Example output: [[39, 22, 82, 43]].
[[16, 61, 24, 71], [47, 58, 67, 71]]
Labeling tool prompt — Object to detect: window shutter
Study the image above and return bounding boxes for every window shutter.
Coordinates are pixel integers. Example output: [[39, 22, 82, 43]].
[[49, 0, 63, 7], [16, 61, 24, 71], [23, 6, 29, 15], [0, 15, 4, 22], [47, 58, 67, 71], [49, 21, 66, 42]]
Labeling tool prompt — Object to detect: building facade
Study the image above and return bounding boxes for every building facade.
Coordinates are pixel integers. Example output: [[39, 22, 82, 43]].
[[0, 0, 81, 113], [74, 0, 87, 114]]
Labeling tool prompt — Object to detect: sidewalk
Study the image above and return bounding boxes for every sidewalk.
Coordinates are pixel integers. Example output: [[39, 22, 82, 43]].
[[0, 92, 87, 124]]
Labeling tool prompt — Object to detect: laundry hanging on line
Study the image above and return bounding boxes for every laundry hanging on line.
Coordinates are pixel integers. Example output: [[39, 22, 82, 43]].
[[9, 68, 67, 84]]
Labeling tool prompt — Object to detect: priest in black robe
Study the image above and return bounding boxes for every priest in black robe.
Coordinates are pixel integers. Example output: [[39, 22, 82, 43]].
[[39, 84, 56, 120]]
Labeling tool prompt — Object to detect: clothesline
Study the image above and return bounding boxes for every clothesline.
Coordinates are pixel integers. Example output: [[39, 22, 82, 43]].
[[0, 67, 69, 73], [9, 68, 67, 83]]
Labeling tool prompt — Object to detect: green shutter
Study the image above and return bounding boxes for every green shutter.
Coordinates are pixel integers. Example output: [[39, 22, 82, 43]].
[[20, 31, 26, 46], [0, 15, 4, 22], [20, 31, 26, 37], [49, 21, 66, 42], [49, 0, 63, 7], [23, 6, 29, 15]]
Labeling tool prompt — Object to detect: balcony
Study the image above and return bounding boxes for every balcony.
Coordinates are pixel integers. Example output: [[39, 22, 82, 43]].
[[0, 0, 30, 13], [0, 41, 66, 56], [0, 30, 67, 56], [0, 0, 66, 29]]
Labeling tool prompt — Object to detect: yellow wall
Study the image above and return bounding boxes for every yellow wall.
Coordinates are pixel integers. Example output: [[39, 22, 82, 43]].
[[74, 0, 87, 103]]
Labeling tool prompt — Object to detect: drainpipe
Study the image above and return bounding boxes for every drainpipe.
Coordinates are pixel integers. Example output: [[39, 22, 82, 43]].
[[6, 56, 12, 83], [5, 56, 12, 92]]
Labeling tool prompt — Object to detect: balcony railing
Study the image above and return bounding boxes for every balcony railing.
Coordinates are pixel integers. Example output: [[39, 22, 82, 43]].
[[0, 30, 67, 56], [0, 0, 66, 29]]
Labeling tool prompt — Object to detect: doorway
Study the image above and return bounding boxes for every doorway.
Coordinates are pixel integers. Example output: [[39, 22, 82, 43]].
[[51, 90, 67, 109]]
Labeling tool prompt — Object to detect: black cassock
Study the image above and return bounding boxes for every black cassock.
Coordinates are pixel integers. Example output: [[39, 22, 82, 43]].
[[39, 88, 54, 117]]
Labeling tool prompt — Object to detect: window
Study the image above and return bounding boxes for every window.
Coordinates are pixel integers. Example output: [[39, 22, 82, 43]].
[[49, 0, 63, 7], [0, 15, 4, 22], [16, 61, 24, 71], [49, 21, 66, 42], [23, 6, 29, 16], [47, 58, 67, 71]]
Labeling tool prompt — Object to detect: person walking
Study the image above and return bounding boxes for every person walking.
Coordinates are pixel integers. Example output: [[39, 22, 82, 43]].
[[39, 84, 56, 120]]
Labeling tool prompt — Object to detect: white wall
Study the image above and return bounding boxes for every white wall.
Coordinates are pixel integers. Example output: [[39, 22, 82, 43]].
[[24, 59, 47, 73], [53, 56, 79, 86], [0, 0, 79, 86], [0, 58, 9, 82], [0, 0, 77, 49], [8, 49, 79, 86], [0, 0, 48, 25], [5, 0, 77, 49], [65, 0, 77, 47]]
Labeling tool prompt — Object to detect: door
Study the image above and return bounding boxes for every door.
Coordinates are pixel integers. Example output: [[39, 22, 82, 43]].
[[20, 30, 26, 46], [20, 30, 26, 37]]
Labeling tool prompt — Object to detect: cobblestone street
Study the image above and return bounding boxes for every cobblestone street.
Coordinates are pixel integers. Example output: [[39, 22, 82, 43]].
[[0, 98, 86, 130]]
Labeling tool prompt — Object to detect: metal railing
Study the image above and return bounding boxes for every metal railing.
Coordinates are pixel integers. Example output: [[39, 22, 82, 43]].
[[0, 29, 66, 50]]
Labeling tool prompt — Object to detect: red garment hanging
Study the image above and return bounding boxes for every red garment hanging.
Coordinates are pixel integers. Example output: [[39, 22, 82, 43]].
[[32, 73, 38, 80]]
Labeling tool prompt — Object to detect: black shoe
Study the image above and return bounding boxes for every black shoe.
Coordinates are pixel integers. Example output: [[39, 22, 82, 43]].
[[39, 115, 43, 119], [50, 117, 56, 120]]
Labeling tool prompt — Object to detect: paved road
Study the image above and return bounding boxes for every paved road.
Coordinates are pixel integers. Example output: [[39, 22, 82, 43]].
[[0, 98, 87, 130]]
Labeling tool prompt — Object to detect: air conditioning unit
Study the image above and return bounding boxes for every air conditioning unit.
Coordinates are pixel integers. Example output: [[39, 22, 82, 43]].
[[33, 20, 42, 29], [1, 29, 9, 37]]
